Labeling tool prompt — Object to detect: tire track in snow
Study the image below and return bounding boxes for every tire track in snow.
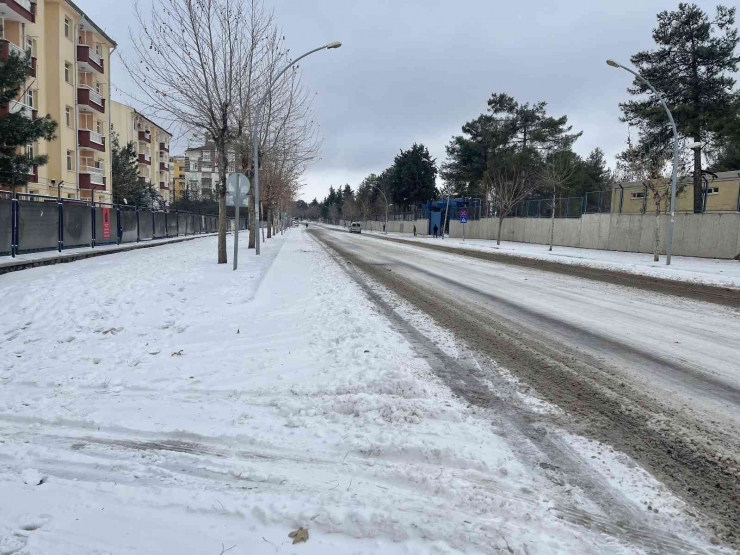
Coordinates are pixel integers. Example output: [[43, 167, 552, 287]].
[[310, 227, 730, 554]]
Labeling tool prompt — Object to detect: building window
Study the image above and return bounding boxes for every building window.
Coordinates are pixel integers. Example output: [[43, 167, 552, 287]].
[[631, 192, 646, 200], [25, 89, 34, 108], [706, 187, 719, 195], [64, 17, 71, 39], [65, 106, 72, 127], [27, 143, 34, 159], [95, 81, 101, 94], [202, 151, 211, 162], [64, 62, 72, 83], [95, 44, 102, 57], [96, 120, 102, 134], [66, 150, 73, 171], [67, 194, 75, 199]]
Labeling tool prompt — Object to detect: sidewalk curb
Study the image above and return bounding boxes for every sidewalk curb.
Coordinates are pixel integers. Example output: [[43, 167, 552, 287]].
[[0, 234, 219, 275]]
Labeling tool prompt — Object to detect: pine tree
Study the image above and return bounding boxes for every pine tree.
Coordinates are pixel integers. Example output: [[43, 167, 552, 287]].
[[0, 48, 57, 190], [111, 132, 159, 207], [388, 143, 438, 205], [620, 4, 740, 212]]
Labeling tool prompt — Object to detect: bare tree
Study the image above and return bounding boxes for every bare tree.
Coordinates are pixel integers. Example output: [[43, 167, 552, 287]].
[[125, 0, 245, 263], [537, 152, 575, 251], [485, 169, 535, 245], [616, 139, 686, 262], [230, 9, 321, 247]]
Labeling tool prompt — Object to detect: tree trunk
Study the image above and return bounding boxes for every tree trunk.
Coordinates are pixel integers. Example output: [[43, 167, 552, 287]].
[[549, 191, 556, 252], [248, 193, 256, 249], [653, 200, 661, 262], [497, 215, 503, 246], [693, 142, 703, 213], [218, 188, 227, 263], [216, 141, 227, 264], [267, 204, 272, 239]]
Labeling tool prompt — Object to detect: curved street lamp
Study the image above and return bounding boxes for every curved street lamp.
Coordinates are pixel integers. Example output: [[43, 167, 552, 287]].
[[368, 184, 391, 234], [607, 59, 679, 265], [253, 41, 342, 254]]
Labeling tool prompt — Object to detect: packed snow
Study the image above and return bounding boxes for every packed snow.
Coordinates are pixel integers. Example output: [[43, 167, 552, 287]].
[[0, 229, 728, 553], [350, 226, 740, 288]]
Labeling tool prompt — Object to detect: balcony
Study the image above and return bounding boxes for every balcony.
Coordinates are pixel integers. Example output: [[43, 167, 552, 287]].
[[138, 130, 151, 143], [159, 142, 169, 152], [0, 39, 35, 77], [159, 182, 170, 190], [79, 166, 106, 190], [159, 161, 169, 172], [77, 85, 105, 114], [78, 129, 106, 152], [138, 153, 151, 165], [0, 0, 36, 23], [76, 44, 104, 74], [27, 164, 38, 183], [0, 99, 36, 119]]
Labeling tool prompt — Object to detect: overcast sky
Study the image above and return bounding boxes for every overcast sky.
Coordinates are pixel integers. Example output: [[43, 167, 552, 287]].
[[85, 0, 729, 201]]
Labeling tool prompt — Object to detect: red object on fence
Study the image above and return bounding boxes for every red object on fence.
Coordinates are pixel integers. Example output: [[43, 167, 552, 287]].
[[102, 207, 111, 238]]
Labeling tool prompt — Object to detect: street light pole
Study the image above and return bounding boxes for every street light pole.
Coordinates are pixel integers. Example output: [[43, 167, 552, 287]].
[[369, 184, 390, 234], [607, 59, 679, 265], [253, 41, 342, 254]]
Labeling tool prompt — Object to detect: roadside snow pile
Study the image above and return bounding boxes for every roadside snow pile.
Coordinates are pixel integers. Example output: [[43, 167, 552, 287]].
[[379, 233, 740, 288], [0, 230, 722, 554]]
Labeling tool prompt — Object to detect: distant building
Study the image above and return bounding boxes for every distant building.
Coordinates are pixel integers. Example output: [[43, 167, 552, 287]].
[[110, 101, 172, 204], [184, 142, 236, 199], [171, 155, 187, 202], [612, 170, 740, 214]]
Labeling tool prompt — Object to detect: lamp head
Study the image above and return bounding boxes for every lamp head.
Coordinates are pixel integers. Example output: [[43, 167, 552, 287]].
[[326, 41, 342, 50], [606, 59, 621, 68]]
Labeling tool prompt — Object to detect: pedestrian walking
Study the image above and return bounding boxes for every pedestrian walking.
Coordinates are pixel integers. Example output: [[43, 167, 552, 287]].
[[383, 223, 386, 233], [413, 225, 417, 236], [433, 224, 439, 238]]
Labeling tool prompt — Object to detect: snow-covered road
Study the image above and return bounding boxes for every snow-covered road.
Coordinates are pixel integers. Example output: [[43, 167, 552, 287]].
[[312, 226, 740, 549], [0, 229, 731, 553]]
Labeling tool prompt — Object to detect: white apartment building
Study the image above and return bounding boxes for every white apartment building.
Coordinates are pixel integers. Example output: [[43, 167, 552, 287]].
[[184, 142, 236, 200]]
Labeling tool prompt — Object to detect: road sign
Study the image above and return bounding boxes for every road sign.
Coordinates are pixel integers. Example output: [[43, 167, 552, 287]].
[[459, 209, 467, 218], [226, 173, 250, 207], [227, 173, 251, 271], [460, 216, 468, 224]]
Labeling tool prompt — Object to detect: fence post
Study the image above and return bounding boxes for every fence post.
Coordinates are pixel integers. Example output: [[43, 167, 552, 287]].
[[91, 201, 96, 248], [152, 211, 156, 239], [11, 197, 18, 257], [58, 199, 64, 252], [117, 206, 122, 245], [136, 208, 140, 242], [176, 210, 179, 237]]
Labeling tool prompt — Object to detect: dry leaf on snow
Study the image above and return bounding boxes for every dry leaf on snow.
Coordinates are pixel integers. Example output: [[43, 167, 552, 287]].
[[288, 527, 309, 544]]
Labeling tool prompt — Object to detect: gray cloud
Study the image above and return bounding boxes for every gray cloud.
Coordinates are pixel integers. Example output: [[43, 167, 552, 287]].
[[84, 0, 726, 201]]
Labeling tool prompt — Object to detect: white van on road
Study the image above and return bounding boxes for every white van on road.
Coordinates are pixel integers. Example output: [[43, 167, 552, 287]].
[[349, 222, 362, 234]]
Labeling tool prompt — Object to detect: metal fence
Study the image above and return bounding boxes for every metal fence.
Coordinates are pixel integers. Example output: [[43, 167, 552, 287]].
[[0, 192, 231, 258]]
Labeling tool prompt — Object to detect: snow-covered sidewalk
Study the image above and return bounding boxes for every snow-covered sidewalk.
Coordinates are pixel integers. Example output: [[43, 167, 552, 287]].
[[0, 230, 726, 554], [0, 233, 218, 273], [357, 230, 740, 288]]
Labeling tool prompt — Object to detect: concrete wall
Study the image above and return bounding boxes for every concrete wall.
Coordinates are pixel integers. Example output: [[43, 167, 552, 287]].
[[342, 219, 430, 235], [448, 213, 740, 259]]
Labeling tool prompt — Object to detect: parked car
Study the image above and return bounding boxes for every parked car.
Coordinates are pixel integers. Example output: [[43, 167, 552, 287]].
[[349, 222, 362, 234]]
